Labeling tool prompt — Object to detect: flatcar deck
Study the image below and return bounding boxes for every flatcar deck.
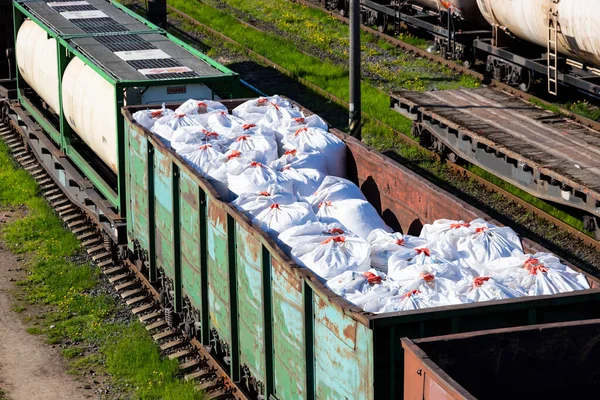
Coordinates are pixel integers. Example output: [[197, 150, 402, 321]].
[[391, 88, 600, 222]]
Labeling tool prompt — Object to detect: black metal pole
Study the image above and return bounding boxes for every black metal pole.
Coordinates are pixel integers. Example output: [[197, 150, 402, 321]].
[[147, 0, 167, 28], [349, 0, 361, 139]]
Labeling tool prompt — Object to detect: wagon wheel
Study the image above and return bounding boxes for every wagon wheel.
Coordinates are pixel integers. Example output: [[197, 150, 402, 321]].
[[378, 14, 388, 33], [446, 151, 459, 163], [519, 69, 533, 93], [339, 0, 348, 17]]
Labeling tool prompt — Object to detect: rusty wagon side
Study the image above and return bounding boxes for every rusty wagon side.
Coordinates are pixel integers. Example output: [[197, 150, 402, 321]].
[[402, 318, 600, 399], [122, 99, 600, 400]]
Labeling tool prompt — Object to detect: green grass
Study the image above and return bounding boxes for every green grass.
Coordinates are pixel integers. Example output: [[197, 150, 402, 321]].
[[26, 326, 43, 335], [0, 140, 203, 400], [62, 347, 84, 359], [12, 304, 26, 313], [203, 0, 478, 93]]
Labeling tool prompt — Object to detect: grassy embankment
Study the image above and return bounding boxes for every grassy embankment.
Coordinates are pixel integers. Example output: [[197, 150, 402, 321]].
[[0, 140, 203, 399]]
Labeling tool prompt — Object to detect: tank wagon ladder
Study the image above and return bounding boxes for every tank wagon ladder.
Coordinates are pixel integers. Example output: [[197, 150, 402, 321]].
[[548, 0, 560, 95]]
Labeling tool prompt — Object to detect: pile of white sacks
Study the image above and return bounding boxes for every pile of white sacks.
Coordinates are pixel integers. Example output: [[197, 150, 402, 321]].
[[134, 96, 590, 314]]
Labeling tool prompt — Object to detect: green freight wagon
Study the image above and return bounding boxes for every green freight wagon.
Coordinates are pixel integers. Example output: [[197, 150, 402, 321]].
[[12, 0, 238, 240], [123, 100, 600, 400]]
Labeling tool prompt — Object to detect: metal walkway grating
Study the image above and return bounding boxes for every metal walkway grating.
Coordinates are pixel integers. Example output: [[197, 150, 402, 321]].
[[49, 4, 97, 12], [95, 35, 156, 52], [18, 0, 225, 81], [71, 17, 128, 33]]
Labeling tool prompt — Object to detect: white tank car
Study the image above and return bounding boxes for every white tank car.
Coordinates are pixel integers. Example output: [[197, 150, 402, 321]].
[[16, 20, 214, 173], [61, 58, 119, 172], [412, 0, 484, 22], [16, 20, 118, 171], [16, 20, 60, 113], [477, 0, 600, 67]]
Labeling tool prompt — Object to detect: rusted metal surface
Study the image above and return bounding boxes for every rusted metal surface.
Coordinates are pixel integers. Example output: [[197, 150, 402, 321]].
[[313, 294, 375, 399], [402, 339, 474, 400], [179, 170, 203, 311], [409, 318, 600, 399], [153, 149, 176, 278], [235, 223, 267, 392], [206, 196, 232, 345], [127, 123, 151, 250], [270, 258, 306, 399], [337, 131, 482, 234]]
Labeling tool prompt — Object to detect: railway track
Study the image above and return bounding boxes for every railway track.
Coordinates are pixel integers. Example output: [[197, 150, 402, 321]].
[[0, 119, 246, 400], [155, 2, 600, 257], [296, 0, 600, 131]]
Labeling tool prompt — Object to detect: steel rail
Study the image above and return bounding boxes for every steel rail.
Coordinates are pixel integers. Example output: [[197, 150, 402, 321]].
[[162, 2, 600, 252]]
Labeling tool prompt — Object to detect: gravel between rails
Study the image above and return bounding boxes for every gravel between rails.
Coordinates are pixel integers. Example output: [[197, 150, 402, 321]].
[[131, 2, 600, 276]]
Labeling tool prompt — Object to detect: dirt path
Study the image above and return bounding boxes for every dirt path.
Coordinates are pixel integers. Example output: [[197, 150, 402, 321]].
[[0, 234, 91, 400]]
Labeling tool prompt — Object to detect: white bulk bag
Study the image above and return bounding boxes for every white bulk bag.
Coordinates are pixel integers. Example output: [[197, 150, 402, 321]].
[[151, 112, 204, 141], [206, 150, 265, 201], [278, 221, 347, 254], [316, 198, 392, 239], [270, 148, 328, 175], [258, 105, 305, 135], [171, 126, 228, 152], [455, 226, 524, 274], [174, 99, 228, 115], [232, 95, 296, 123], [290, 233, 371, 279], [327, 270, 371, 297], [251, 202, 317, 239], [278, 114, 328, 137], [283, 127, 346, 177], [520, 265, 590, 296], [455, 276, 526, 303], [342, 270, 399, 313], [227, 132, 279, 164], [133, 104, 174, 130], [388, 247, 473, 283], [367, 229, 429, 272], [227, 158, 293, 197], [482, 253, 589, 296], [280, 167, 326, 198], [379, 290, 435, 313], [386, 262, 459, 298], [419, 218, 496, 260], [231, 184, 297, 216], [177, 143, 224, 173], [308, 176, 367, 204], [206, 111, 249, 139]]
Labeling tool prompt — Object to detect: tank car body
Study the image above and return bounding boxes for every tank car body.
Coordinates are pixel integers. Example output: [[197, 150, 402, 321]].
[[11, 0, 239, 214], [412, 0, 483, 22], [477, 0, 600, 68]]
